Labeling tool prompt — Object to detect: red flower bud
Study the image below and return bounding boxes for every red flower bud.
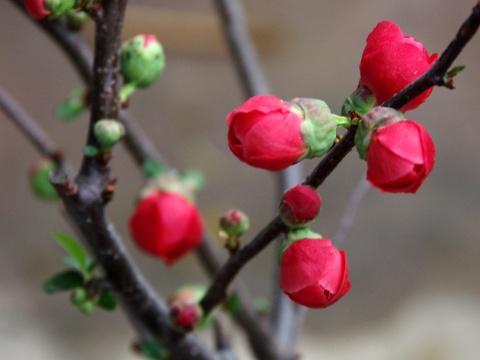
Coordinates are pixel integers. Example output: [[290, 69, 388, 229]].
[[24, 0, 49, 19], [170, 301, 203, 331], [227, 95, 306, 171], [280, 238, 351, 308], [359, 20, 438, 111], [280, 185, 321, 228], [128, 191, 203, 265], [24, 0, 75, 20], [366, 120, 435, 193]]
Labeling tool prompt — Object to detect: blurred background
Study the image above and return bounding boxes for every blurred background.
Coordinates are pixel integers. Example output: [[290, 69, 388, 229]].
[[1, 0, 479, 359]]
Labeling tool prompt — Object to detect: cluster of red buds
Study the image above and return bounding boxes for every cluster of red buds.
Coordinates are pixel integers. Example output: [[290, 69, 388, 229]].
[[224, 19, 440, 308]]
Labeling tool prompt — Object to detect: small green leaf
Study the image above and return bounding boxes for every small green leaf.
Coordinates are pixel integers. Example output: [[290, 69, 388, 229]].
[[53, 233, 88, 272], [447, 65, 465, 78], [83, 145, 99, 157], [55, 99, 86, 121], [97, 291, 117, 311], [43, 270, 84, 294], [140, 341, 169, 360]]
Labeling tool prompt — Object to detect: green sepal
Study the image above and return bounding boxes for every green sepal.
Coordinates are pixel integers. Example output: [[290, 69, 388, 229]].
[[43, 270, 84, 294], [355, 107, 405, 160], [341, 86, 376, 117], [291, 98, 338, 159], [142, 159, 165, 179], [280, 228, 322, 254], [182, 169, 205, 192]]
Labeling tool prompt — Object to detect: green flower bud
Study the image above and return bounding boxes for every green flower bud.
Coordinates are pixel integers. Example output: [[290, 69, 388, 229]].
[[291, 98, 342, 159], [29, 159, 59, 201], [93, 119, 125, 150], [120, 34, 165, 88], [355, 106, 405, 159]]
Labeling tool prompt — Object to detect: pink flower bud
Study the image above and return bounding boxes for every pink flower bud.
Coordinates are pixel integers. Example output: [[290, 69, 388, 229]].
[[280, 237, 351, 308], [128, 191, 203, 265], [227, 95, 306, 171], [359, 20, 437, 111], [279, 185, 321, 228], [170, 301, 203, 331], [366, 120, 436, 193], [226, 95, 341, 171]]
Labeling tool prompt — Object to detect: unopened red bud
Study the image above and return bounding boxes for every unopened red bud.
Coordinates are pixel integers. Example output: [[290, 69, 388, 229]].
[[170, 301, 203, 331], [279, 185, 321, 228]]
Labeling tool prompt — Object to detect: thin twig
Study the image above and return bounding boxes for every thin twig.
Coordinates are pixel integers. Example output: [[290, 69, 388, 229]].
[[200, 0, 480, 319], [0, 86, 63, 164]]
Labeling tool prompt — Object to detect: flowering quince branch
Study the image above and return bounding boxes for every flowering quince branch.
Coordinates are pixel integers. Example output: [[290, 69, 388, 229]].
[[7, 1, 217, 359], [10, 1, 275, 358], [200, 0, 480, 318]]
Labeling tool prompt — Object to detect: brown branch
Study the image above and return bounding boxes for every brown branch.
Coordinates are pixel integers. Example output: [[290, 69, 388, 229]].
[[9, 1, 264, 358], [200, 0, 480, 319], [0, 86, 214, 359]]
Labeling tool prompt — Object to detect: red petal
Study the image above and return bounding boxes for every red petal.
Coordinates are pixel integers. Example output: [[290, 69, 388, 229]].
[[226, 95, 289, 125], [280, 239, 342, 294], [242, 112, 305, 171]]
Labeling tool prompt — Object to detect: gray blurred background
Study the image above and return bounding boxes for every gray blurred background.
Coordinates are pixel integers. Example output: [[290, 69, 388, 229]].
[[1, 0, 479, 359]]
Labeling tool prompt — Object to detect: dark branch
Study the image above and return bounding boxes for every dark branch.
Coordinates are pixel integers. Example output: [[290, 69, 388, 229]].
[[0, 85, 213, 359], [9, 1, 262, 357], [200, 0, 480, 321]]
